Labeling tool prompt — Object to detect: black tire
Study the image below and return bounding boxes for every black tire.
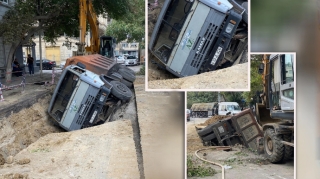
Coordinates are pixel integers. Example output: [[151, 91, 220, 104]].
[[118, 68, 136, 82], [121, 78, 133, 88], [197, 122, 219, 137], [119, 65, 135, 75], [110, 81, 132, 101], [264, 128, 284, 163], [282, 134, 294, 162]]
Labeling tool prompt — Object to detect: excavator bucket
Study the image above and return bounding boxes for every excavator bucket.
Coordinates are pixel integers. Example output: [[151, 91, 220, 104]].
[[255, 103, 280, 126]]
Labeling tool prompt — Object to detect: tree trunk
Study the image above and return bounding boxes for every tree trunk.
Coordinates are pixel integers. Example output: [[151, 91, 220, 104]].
[[5, 42, 20, 83]]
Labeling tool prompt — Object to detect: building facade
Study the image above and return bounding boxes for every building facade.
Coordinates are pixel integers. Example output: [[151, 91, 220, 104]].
[[115, 41, 139, 57], [0, 0, 15, 69]]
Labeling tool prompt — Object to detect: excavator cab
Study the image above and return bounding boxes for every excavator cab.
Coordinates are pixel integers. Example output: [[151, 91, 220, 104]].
[[255, 54, 294, 163], [99, 36, 116, 58]]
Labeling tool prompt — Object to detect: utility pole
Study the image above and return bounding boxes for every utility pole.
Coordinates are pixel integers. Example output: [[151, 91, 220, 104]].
[[37, 0, 43, 76]]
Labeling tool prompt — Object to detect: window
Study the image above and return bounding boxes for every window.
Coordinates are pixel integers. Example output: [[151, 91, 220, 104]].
[[0, 0, 8, 4], [130, 43, 137, 48], [122, 43, 128, 48], [281, 54, 294, 84]]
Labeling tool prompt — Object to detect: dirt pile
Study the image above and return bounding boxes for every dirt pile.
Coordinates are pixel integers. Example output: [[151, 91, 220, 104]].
[[0, 119, 140, 178], [148, 63, 248, 89], [0, 95, 63, 162], [200, 115, 230, 126], [187, 123, 207, 154]]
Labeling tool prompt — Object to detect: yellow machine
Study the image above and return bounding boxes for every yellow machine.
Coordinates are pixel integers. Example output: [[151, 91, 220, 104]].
[[74, 0, 116, 57], [256, 54, 294, 163]]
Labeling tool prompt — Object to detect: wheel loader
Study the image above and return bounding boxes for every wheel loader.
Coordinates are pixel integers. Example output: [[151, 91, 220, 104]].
[[255, 54, 294, 163]]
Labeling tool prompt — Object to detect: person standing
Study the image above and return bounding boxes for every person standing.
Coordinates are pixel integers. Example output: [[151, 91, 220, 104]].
[[27, 54, 34, 76]]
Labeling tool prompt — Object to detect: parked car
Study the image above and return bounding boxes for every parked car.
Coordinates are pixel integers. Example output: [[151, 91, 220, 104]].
[[36, 59, 56, 70], [115, 55, 125, 64], [122, 54, 130, 58], [59, 61, 66, 69], [125, 56, 138, 66]]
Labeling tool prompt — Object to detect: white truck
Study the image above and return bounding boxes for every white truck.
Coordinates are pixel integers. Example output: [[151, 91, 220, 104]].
[[215, 102, 241, 115]]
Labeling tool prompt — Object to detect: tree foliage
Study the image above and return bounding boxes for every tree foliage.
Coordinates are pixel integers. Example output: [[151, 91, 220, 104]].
[[105, 0, 144, 43], [242, 55, 264, 105], [0, 0, 130, 44], [187, 92, 219, 109], [0, 0, 130, 81]]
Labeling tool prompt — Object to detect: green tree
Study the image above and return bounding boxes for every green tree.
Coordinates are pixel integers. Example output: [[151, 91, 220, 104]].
[[105, 0, 144, 43], [187, 92, 219, 109], [0, 0, 130, 81], [243, 54, 264, 106]]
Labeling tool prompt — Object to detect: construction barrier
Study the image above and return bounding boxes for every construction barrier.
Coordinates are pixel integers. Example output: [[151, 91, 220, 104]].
[[0, 67, 60, 102]]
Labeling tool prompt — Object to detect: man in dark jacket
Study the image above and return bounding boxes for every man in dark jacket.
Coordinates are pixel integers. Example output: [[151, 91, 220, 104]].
[[27, 54, 34, 76]]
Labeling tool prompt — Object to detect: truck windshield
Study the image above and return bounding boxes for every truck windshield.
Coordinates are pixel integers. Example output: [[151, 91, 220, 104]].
[[49, 70, 79, 121], [151, 0, 194, 63], [227, 105, 241, 111]]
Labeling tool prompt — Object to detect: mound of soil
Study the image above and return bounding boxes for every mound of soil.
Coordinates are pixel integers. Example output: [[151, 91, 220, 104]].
[[0, 95, 63, 162], [147, 63, 248, 89], [187, 123, 206, 154], [200, 115, 230, 126]]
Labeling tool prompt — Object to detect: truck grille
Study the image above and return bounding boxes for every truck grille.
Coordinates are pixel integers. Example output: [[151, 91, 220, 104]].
[[180, 9, 225, 76], [191, 23, 218, 68], [76, 95, 95, 125]]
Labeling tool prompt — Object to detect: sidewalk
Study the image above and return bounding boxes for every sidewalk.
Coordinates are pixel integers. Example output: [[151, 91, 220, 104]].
[[0, 69, 62, 119]]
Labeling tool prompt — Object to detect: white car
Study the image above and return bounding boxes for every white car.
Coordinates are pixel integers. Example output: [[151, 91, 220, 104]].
[[115, 55, 125, 64], [125, 56, 138, 66]]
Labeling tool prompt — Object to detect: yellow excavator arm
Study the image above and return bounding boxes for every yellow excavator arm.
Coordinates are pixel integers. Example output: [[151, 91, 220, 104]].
[[77, 0, 100, 55]]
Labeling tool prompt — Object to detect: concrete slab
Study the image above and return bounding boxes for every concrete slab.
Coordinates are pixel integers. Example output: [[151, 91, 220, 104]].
[[134, 76, 185, 179]]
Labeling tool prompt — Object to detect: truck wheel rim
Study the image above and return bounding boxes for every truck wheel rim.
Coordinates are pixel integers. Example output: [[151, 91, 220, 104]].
[[266, 137, 273, 155], [117, 83, 127, 92]]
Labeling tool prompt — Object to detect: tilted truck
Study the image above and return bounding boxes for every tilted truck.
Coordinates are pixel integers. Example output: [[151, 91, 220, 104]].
[[255, 54, 294, 163], [48, 0, 136, 131], [149, 0, 248, 77]]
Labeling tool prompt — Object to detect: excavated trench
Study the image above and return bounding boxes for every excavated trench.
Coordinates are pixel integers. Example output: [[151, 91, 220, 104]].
[[0, 78, 144, 178]]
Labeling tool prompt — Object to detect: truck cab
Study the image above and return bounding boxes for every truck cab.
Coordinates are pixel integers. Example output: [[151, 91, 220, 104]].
[[49, 55, 136, 131], [149, 0, 248, 77], [216, 102, 241, 115]]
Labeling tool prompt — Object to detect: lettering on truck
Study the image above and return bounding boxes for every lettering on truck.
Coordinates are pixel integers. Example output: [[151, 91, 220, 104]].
[[196, 37, 206, 54]]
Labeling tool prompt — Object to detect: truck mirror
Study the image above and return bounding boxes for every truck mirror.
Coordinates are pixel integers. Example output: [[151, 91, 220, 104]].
[[258, 63, 264, 74]]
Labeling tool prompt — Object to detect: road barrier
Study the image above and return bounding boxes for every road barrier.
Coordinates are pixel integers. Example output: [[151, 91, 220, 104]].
[[0, 67, 59, 102]]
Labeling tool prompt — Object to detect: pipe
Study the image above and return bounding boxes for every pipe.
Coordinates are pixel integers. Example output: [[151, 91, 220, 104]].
[[194, 146, 232, 179]]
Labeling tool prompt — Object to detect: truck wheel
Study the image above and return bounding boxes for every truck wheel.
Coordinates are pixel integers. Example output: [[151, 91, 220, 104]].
[[264, 128, 284, 163], [110, 81, 132, 101], [282, 134, 294, 162], [118, 68, 136, 82], [121, 78, 133, 88], [119, 65, 135, 75]]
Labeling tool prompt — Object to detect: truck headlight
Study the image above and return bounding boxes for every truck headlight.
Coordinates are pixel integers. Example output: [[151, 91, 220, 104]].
[[225, 23, 235, 34], [99, 94, 106, 102]]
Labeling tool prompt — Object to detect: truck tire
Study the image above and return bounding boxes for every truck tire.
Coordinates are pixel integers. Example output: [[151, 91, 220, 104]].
[[264, 128, 284, 163], [119, 65, 135, 75], [110, 81, 132, 101], [118, 68, 136, 82], [121, 78, 133, 88], [282, 134, 294, 162]]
